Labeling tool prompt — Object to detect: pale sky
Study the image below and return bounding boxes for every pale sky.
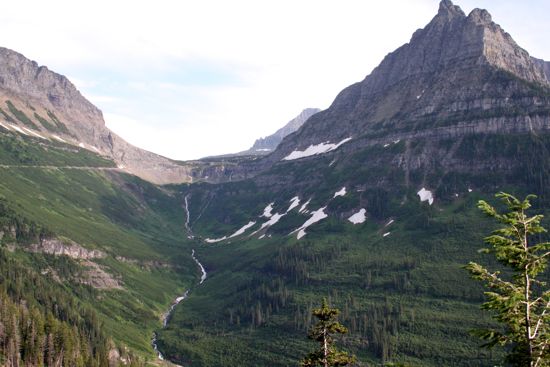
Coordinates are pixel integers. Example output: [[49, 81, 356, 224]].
[[1, 1, 549, 160]]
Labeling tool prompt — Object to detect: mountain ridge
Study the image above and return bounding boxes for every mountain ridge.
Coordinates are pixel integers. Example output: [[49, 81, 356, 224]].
[[264, 0, 550, 165], [0, 46, 200, 185], [247, 108, 321, 155]]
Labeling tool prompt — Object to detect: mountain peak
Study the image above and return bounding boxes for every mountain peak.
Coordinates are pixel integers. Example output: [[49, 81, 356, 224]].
[[467, 8, 492, 25], [269, 1, 550, 164], [348, 1, 549, 101], [437, 0, 465, 20]]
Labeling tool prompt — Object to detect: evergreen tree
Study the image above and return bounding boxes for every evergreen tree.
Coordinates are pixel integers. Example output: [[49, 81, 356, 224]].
[[465, 192, 550, 367], [301, 298, 356, 367]]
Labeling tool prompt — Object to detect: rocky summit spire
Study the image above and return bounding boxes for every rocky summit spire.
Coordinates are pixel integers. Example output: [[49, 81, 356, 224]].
[[437, 0, 465, 20], [349, 0, 549, 100]]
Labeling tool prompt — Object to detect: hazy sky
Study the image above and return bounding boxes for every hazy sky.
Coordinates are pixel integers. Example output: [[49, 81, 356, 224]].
[[1, 0, 549, 160]]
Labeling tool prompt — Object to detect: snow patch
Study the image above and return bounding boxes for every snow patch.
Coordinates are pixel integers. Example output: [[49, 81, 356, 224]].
[[333, 187, 347, 198], [286, 197, 300, 213], [9, 124, 28, 135], [329, 159, 337, 167], [255, 148, 271, 152], [468, 188, 473, 193], [91, 146, 101, 153], [262, 203, 274, 218], [229, 221, 256, 238], [252, 213, 286, 235], [283, 137, 352, 161], [22, 127, 46, 139], [348, 209, 366, 224], [205, 236, 227, 243], [0, 121, 10, 130], [393, 139, 401, 144], [291, 207, 328, 239], [417, 188, 434, 205], [299, 199, 311, 214], [259, 234, 266, 239], [385, 219, 394, 227], [383, 232, 391, 237], [78, 142, 86, 148], [52, 134, 66, 143], [383, 143, 390, 148]]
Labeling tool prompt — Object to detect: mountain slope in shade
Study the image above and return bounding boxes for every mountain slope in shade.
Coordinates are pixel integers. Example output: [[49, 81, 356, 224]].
[[0, 47, 197, 185]]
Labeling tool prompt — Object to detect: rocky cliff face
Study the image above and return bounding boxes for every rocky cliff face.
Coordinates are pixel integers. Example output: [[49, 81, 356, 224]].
[[266, 0, 550, 165], [28, 238, 105, 259], [181, 0, 550, 246], [0, 47, 197, 184]]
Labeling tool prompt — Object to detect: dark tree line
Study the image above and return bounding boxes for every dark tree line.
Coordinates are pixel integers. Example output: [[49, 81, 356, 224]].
[[0, 200, 142, 366]]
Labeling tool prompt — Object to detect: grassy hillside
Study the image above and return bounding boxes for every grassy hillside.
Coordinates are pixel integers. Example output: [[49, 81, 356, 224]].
[[156, 133, 550, 366], [158, 192, 510, 366], [2, 127, 550, 366], [0, 130, 197, 361]]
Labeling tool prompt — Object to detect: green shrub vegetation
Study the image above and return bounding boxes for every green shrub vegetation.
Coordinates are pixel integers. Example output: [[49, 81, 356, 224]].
[[0, 107, 15, 123], [5, 100, 39, 129], [0, 134, 200, 362]]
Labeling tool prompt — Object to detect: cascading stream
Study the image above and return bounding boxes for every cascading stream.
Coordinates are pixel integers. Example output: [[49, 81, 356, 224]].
[[152, 249, 207, 364]]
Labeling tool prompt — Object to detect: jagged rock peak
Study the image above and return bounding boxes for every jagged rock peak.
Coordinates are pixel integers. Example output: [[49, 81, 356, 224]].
[[0, 47, 103, 123], [353, 0, 549, 100], [437, 0, 465, 19], [468, 8, 492, 24]]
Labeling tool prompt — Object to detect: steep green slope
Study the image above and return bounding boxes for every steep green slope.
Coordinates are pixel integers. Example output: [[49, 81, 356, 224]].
[[155, 130, 550, 366], [0, 129, 197, 361]]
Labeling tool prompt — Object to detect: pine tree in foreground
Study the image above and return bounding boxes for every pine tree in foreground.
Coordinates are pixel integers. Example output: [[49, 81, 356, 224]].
[[465, 192, 550, 367], [301, 298, 356, 367]]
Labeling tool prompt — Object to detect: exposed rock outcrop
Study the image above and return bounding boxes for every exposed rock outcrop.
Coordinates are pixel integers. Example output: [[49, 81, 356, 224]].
[[0, 47, 197, 185], [267, 0, 550, 164], [28, 238, 106, 259], [80, 260, 123, 290]]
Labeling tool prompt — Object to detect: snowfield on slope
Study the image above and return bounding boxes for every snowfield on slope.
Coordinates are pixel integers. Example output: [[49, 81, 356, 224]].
[[229, 221, 256, 238], [204, 236, 227, 243], [52, 134, 66, 143], [291, 207, 328, 239], [22, 127, 46, 139], [283, 137, 352, 160], [299, 199, 311, 213], [348, 209, 366, 224], [417, 188, 434, 205], [286, 197, 300, 212], [252, 212, 286, 236], [9, 124, 28, 135], [334, 187, 347, 198], [262, 203, 274, 218]]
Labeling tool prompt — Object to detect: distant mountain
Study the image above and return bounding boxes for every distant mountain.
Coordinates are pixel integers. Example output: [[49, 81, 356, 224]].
[[205, 108, 320, 159], [0, 47, 197, 184], [244, 108, 320, 155]]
